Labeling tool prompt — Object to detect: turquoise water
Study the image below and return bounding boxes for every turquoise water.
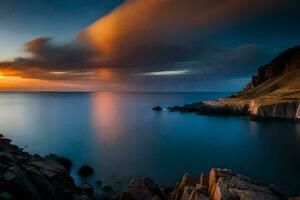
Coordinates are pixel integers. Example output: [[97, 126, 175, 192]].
[[0, 92, 299, 192]]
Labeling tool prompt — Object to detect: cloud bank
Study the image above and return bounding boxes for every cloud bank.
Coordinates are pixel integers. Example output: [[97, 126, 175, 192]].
[[0, 0, 283, 91]]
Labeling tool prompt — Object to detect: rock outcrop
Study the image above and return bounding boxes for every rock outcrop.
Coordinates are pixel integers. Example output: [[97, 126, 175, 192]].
[[168, 99, 300, 122], [166, 45, 300, 122], [120, 177, 165, 200], [0, 134, 76, 200], [120, 169, 286, 200]]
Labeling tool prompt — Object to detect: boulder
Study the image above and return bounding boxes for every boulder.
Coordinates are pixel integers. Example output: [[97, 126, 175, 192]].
[[152, 106, 163, 111], [78, 165, 94, 177], [120, 177, 164, 200]]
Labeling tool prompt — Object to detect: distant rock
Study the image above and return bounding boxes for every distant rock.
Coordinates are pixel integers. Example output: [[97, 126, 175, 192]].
[[152, 106, 163, 111], [78, 165, 94, 177]]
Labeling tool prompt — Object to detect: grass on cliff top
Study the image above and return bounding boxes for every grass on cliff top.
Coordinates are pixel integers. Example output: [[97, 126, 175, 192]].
[[237, 68, 300, 102]]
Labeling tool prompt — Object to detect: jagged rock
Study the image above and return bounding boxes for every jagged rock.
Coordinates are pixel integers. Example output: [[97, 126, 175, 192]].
[[78, 165, 94, 177], [208, 168, 281, 200], [198, 173, 209, 195], [172, 174, 196, 200], [120, 177, 164, 200]]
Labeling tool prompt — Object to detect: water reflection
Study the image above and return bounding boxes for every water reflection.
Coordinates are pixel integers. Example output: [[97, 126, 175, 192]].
[[91, 92, 122, 143]]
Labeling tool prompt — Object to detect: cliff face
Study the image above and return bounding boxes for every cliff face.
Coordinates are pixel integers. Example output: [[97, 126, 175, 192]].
[[232, 45, 300, 100], [165, 45, 300, 121], [242, 45, 300, 94], [248, 101, 300, 121]]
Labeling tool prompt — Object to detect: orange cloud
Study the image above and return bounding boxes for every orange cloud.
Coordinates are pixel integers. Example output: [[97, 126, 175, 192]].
[[78, 0, 279, 66]]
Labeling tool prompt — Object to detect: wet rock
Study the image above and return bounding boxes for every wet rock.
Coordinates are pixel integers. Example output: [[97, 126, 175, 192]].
[[120, 177, 164, 200], [78, 165, 94, 177], [152, 106, 163, 111], [44, 154, 72, 171]]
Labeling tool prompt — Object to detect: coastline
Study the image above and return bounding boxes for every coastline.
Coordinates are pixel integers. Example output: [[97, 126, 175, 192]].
[[1, 133, 299, 200], [166, 98, 300, 122]]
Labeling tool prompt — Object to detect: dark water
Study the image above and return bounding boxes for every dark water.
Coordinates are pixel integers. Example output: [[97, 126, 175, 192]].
[[0, 92, 299, 192]]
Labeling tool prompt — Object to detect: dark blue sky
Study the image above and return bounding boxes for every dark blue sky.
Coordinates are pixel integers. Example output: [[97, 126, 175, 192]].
[[0, 0, 299, 91]]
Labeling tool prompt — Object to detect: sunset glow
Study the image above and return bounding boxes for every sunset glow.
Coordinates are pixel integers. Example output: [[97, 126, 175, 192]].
[[0, 0, 299, 91]]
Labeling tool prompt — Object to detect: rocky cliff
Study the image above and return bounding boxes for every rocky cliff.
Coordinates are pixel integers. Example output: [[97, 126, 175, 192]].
[[166, 45, 300, 121], [238, 45, 300, 98]]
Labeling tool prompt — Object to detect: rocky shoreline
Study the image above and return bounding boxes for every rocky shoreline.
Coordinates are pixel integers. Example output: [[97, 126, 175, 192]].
[[0, 134, 299, 200], [164, 98, 300, 122]]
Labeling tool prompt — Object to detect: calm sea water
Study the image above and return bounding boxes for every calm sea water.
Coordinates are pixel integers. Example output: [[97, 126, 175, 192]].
[[0, 92, 299, 192]]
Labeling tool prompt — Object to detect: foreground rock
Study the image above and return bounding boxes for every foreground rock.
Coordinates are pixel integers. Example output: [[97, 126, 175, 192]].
[[0, 134, 76, 200], [120, 177, 165, 200], [121, 169, 286, 200]]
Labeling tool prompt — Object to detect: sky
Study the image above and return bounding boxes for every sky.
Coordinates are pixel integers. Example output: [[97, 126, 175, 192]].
[[0, 0, 300, 91]]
